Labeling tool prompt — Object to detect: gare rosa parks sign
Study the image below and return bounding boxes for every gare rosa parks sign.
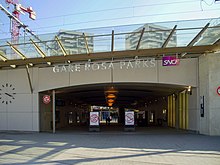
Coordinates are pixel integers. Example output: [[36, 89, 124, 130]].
[[52, 57, 156, 73], [52, 56, 180, 73]]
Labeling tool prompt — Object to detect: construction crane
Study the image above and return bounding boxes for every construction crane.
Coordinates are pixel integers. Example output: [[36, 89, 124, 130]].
[[5, 0, 36, 44]]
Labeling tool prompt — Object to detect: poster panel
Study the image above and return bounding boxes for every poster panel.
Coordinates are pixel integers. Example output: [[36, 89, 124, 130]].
[[125, 111, 134, 126], [90, 112, 99, 126]]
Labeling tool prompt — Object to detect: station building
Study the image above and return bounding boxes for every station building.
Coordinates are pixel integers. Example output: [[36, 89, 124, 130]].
[[0, 18, 220, 135]]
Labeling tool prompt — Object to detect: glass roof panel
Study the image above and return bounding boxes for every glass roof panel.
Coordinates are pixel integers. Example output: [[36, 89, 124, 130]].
[[195, 26, 220, 46], [0, 18, 220, 62]]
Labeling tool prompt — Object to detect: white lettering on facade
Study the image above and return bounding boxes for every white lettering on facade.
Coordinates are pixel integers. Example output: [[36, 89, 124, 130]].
[[163, 59, 179, 65], [52, 57, 156, 73]]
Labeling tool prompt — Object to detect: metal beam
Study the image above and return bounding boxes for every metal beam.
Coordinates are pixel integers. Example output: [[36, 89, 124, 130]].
[[0, 52, 8, 62], [0, 45, 216, 68], [111, 30, 114, 52], [55, 36, 67, 56], [30, 39, 46, 58], [187, 23, 210, 47], [136, 28, 145, 50], [162, 25, 177, 48], [25, 65, 33, 94], [7, 42, 26, 60], [83, 33, 90, 54], [214, 38, 220, 45]]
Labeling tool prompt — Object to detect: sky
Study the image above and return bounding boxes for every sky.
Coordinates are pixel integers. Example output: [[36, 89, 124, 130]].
[[0, 0, 220, 39]]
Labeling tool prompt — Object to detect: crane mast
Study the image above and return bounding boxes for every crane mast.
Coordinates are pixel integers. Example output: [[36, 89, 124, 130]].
[[5, 0, 36, 44]]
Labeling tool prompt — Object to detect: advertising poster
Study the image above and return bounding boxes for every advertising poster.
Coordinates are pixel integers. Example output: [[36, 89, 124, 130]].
[[125, 111, 134, 126], [90, 112, 99, 126]]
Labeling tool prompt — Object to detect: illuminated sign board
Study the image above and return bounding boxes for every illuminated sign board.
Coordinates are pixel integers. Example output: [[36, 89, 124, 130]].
[[162, 56, 180, 66]]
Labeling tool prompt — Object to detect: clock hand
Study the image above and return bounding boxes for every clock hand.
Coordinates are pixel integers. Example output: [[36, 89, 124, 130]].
[[5, 93, 15, 99]]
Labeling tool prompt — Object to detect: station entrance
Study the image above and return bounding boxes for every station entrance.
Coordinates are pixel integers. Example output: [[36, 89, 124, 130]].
[[39, 83, 190, 132]]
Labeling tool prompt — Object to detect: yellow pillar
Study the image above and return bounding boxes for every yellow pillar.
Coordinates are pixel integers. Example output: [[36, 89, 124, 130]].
[[185, 93, 189, 129], [182, 92, 186, 129]]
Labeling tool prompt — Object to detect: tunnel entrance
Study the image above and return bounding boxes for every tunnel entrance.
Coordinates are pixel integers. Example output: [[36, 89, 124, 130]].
[[39, 83, 188, 132]]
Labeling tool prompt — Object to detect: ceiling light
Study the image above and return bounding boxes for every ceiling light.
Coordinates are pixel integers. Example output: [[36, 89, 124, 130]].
[[47, 62, 52, 65], [107, 99, 115, 103], [108, 103, 113, 107], [10, 65, 16, 68], [106, 94, 116, 99], [104, 86, 118, 107], [29, 63, 34, 67]]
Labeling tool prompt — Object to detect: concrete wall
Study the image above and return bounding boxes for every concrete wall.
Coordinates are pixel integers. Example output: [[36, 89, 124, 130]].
[[38, 58, 198, 92], [199, 53, 220, 136], [0, 58, 198, 132], [188, 88, 198, 131], [0, 68, 39, 131]]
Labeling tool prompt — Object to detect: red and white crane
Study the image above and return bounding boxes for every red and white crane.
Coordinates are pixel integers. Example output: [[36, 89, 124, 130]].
[[5, 0, 36, 43]]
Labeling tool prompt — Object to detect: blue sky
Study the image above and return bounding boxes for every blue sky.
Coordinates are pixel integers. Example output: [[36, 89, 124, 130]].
[[0, 0, 220, 39]]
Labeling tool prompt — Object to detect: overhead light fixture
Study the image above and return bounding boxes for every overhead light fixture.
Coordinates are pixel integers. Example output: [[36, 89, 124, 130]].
[[106, 94, 116, 99], [105, 86, 118, 107], [108, 102, 113, 107], [107, 99, 115, 103], [10, 64, 16, 68], [29, 63, 34, 67], [187, 86, 192, 95], [47, 62, 52, 65]]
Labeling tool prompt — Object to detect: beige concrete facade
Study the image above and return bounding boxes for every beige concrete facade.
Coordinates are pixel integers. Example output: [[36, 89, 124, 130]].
[[199, 53, 220, 136], [0, 55, 219, 135]]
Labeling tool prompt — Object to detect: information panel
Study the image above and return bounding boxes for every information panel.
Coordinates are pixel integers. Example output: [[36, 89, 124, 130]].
[[90, 112, 99, 126], [125, 111, 134, 126]]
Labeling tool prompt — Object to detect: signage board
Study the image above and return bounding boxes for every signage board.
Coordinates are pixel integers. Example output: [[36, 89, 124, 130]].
[[43, 95, 51, 104], [90, 112, 99, 126], [162, 56, 180, 66], [125, 111, 134, 126], [52, 57, 156, 73]]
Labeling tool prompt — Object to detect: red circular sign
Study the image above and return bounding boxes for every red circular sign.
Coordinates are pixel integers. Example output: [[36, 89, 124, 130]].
[[43, 95, 51, 104], [90, 114, 99, 123], [217, 86, 220, 96]]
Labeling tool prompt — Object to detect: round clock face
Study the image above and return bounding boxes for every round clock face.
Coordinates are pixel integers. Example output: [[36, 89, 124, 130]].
[[0, 83, 16, 104]]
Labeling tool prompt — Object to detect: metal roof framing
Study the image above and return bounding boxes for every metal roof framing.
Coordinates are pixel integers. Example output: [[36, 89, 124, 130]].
[[136, 28, 145, 50], [187, 23, 210, 47], [30, 39, 46, 58], [83, 33, 90, 55], [162, 25, 177, 48], [55, 36, 68, 56], [0, 44, 219, 69], [7, 42, 27, 60]]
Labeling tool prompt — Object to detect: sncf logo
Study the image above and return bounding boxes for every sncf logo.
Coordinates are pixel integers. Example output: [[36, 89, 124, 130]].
[[162, 56, 180, 66]]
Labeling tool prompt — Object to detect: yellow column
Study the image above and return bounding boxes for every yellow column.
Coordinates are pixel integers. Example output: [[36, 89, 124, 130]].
[[168, 96, 171, 127], [172, 95, 176, 127], [185, 93, 189, 129], [179, 93, 183, 129]]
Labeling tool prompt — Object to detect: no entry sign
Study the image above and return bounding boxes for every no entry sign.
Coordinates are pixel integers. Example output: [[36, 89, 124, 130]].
[[90, 112, 99, 126], [125, 111, 134, 126], [217, 86, 220, 96], [43, 95, 51, 104]]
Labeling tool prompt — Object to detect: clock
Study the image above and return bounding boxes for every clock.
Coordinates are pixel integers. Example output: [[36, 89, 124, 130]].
[[0, 83, 16, 104]]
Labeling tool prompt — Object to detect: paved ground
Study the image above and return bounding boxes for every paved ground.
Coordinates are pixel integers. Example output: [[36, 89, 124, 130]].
[[0, 128, 220, 165]]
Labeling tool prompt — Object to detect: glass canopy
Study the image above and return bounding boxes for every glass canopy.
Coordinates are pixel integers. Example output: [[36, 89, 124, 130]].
[[0, 18, 220, 68]]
